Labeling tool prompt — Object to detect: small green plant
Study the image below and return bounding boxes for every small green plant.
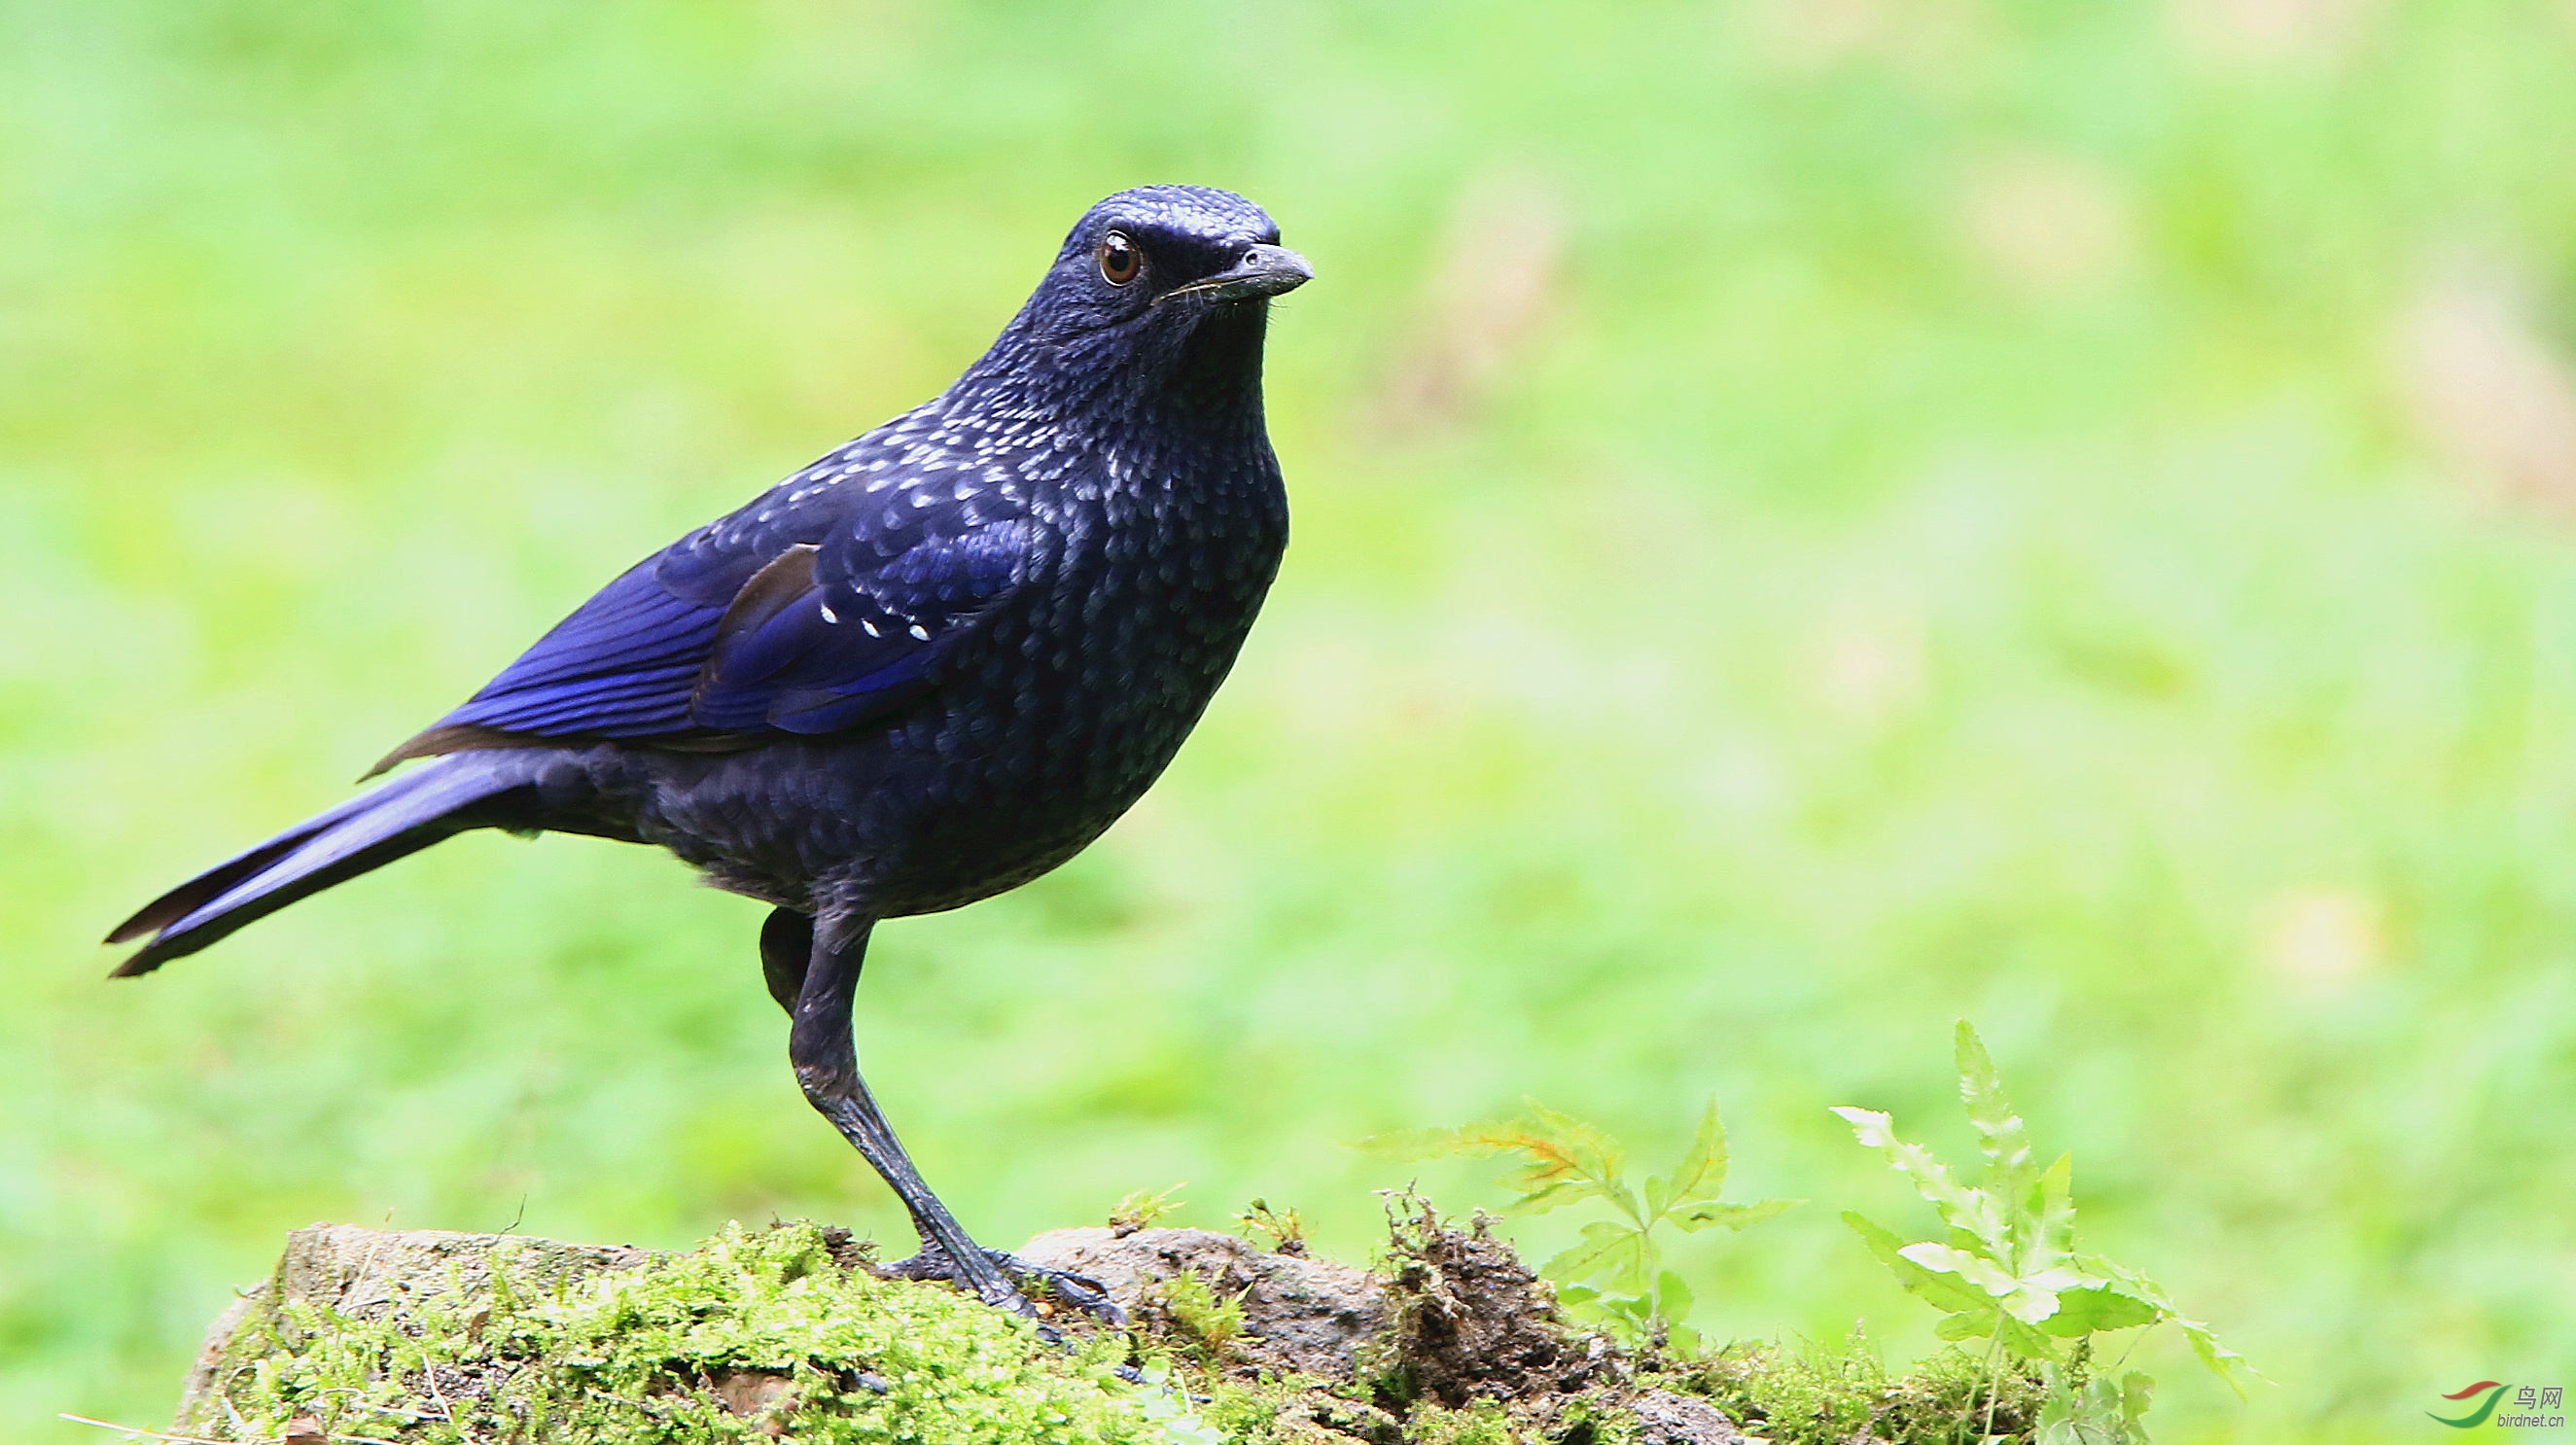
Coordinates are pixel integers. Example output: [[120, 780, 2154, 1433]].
[[1377, 1097, 1797, 1346], [1156, 1269, 1245, 1363], [1135, 1366, 1229, 1445], [1110, 1183, 1186, 1237], [1235, 1197, 1308, 1254], [1837, 1022, 2259, 1442]]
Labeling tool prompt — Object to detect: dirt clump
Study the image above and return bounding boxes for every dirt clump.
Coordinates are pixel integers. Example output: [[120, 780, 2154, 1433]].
[[1365, 1194, 1604, 1409]]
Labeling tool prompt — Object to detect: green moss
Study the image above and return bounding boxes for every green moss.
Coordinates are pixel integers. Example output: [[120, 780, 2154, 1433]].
[[1190, 1373, 1360, 1445], [181, 1222, 1218, 1445], [1398, 1398, 1512, 1445], [1652, 1331, 2045, 1445]]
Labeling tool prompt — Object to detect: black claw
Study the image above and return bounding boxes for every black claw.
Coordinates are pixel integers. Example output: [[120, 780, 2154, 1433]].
[[994, 1251, 1127, 1327], [881, 1244, 1129, 1327]]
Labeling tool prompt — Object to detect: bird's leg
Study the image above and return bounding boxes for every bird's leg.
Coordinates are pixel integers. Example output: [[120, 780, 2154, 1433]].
[[781, 906, 1122, 1325], [787, 909, 1015, 1306], [759, 905, 811, 1013]]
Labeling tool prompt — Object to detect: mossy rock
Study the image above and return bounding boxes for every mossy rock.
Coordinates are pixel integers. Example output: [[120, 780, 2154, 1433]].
[[176, 1220, 1201, 1444], [168, 1210, 2023, 1444]]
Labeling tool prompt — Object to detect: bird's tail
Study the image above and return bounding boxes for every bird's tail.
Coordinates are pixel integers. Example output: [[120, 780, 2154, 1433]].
[[105, 752, 545, 976]]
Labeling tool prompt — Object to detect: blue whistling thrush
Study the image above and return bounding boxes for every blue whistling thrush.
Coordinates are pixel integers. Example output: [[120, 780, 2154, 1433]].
[[107, 186, 1311, 1321]]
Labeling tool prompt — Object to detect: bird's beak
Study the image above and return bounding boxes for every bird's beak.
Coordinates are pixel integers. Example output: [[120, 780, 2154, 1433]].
[[1160, 243, 1315, 304]]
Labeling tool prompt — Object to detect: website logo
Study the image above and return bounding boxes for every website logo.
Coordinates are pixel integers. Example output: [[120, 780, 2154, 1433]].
[[2431, 1382, 2565, 1429]]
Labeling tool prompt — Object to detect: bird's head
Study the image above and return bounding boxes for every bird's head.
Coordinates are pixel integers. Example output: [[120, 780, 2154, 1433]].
[[976, 186, 1311, 408]]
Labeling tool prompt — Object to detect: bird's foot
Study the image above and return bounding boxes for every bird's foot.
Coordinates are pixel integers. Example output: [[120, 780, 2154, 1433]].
[[882, 1245, 1128, 1327]]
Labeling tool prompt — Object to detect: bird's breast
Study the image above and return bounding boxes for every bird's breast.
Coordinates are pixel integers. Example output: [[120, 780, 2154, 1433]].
[[1023, 448, 1285, 744], [860, 447, 1285, 910]]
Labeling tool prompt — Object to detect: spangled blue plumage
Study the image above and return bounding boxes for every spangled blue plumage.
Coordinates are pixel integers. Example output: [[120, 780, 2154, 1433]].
[[110, 186, 1310, 1322], [416, 418, 1046, 748]]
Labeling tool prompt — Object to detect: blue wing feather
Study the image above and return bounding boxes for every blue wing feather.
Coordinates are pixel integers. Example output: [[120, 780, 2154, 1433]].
[[395, 437, 1040, 757], [690, 520, 1034, 734], [438, 562, 720, 738]]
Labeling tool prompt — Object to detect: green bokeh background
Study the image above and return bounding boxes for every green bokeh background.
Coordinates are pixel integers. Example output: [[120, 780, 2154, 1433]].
[[6, 2, 2575, 1440]]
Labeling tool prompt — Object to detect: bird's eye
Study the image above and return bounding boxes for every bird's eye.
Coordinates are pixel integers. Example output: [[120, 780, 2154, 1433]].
[[1098, 231, 1142, 286]]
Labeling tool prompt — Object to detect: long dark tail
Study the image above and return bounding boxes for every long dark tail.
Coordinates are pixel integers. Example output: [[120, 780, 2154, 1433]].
[[105, 753, 544, 976]]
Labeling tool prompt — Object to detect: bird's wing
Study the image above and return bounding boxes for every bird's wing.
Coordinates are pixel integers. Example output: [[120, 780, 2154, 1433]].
[[370, 441, 1041, 772]]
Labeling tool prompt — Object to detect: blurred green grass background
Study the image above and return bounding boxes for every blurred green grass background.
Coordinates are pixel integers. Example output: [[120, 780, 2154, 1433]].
[[5, 1, 2575, 1439]]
